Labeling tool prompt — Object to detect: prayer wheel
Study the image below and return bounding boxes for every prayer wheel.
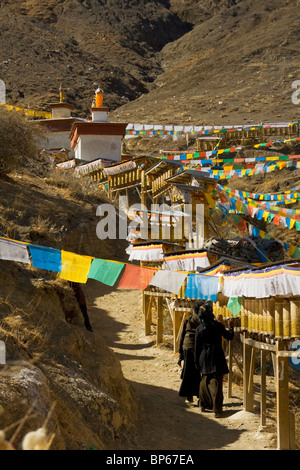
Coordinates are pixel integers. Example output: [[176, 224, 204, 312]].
[[266, 298, 275, 336], [241, 299, 248, 331], [282, 299, 291, 339], [260, 299, 265, 334], [213, 302, 220, 315], [261, 299, 266, 335], [290, 299, 300, 339], [247, 299, 253, 333], [274, 299, 284, 339], [240, 300, 245, 330], [251, 299, 256, 332], [223, 306, 232, 318], [253, 299, 260, 333]]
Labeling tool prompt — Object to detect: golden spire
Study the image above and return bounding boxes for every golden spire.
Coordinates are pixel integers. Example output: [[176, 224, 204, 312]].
[[59, 84, 65, 103], [95, 86, 103, 107]]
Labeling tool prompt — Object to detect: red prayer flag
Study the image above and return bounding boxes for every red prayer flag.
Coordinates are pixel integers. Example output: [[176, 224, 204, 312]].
[[118, 264, 157, 290]]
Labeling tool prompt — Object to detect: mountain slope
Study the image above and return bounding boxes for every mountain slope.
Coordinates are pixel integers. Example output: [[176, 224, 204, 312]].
[[0, 0, 191, 114], [110, 0, 300, 125], [1, 0, 300, 125]]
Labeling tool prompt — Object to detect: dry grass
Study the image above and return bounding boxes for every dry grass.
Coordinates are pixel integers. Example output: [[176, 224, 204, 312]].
[[44, 169, 105, 204], [29, 215, 62, 240], [0, 108, 41, 174]]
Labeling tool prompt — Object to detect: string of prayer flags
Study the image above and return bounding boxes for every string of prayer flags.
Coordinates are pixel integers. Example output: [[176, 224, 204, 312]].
[[184, 274, 220, 302], [0, 237, 30, 264], [59, 250, 94, 283], [149, 270, 188, 295], [118, 264, 157, 290], [88, 259, 125, 286], [28, 245, 62, 272]]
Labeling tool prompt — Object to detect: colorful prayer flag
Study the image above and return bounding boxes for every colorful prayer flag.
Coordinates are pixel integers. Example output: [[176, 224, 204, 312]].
[[149, 270, 187, 295], [88, 259, 125, 286], [118, 264, 156, 290], [0, 237, 30, 264], [184, 274, 219, 301], [227, 297, 242, 316], [28, 245, 62, 272], [59, 250, 93, 283]]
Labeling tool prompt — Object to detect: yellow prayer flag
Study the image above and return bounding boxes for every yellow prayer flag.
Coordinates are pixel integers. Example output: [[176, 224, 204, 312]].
[[204, 193, 215, 209], [236, 200, 242, 212], [262, 211, 269, 221], [288, 245, 297, 256], [59, 250, 93, 283]]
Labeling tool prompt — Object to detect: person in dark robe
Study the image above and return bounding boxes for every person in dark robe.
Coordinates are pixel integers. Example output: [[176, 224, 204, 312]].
[[194, 304, 234, 417], [178, 300, 204, 405], [69, 281, 93, 332]]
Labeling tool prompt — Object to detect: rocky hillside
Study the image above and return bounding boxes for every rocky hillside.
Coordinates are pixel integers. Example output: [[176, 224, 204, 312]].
[[1, 0, 299, 124], [111, 0, 300, 124], [0, 0, 191, 114], [0, 110, 141, 449]]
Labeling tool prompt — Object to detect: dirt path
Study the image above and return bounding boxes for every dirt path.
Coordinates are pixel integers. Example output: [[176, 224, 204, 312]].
[[86, 282, 277, 450]]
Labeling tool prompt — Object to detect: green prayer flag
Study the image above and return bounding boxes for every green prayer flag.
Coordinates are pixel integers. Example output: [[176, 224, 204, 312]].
[[88, 259, 125, 286], [227, 297, 242, 317], [292, 247, 300, 259]]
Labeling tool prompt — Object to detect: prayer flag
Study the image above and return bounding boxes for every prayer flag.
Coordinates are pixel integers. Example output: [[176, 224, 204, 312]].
[[59, 250, 93, 283], [88, 259, 125, 286], [28, 245, 62, 272], [149, 270, 187, 295], [227, 297, 242, 316], [184, 274, 219, 301], [118, 264, 156, 290], [0, 237, 30, 264]]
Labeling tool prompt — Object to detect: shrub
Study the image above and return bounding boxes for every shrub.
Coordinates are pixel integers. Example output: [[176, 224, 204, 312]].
[[0, 107, 41, 174]]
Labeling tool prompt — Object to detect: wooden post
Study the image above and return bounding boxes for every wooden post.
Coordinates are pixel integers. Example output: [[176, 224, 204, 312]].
[[227, 339, 233, 399], [141, 170, 146, 207], [276, 340, 290, 450], [173, 310, 182, 353], [156, 296, 164, 345], [174, 310, 189, 353], [144, 292, 153, 336], [260, 349, 267, 427], [243, 332, 250, 410], [243, 332, 255, 411], [248, 346, 256, 410]]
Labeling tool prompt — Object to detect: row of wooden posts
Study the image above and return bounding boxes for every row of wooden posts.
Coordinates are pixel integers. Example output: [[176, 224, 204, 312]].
[[142, 289, 299, 449]]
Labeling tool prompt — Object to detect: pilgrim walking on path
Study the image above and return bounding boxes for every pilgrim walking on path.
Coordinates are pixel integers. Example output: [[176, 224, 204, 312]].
[[194, 304, 234, 417], [178, 300, 204, 405]]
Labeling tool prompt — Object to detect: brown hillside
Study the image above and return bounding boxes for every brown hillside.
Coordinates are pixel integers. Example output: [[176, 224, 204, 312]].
[[0, 0, 191, 114], [0, 0, 299, 125], [111, 0, 300, 125]]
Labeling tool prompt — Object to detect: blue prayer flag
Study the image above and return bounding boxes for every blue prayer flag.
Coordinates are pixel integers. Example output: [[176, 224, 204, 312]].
[[184, 274, 219, 301], [28, 245, 62, 272]]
